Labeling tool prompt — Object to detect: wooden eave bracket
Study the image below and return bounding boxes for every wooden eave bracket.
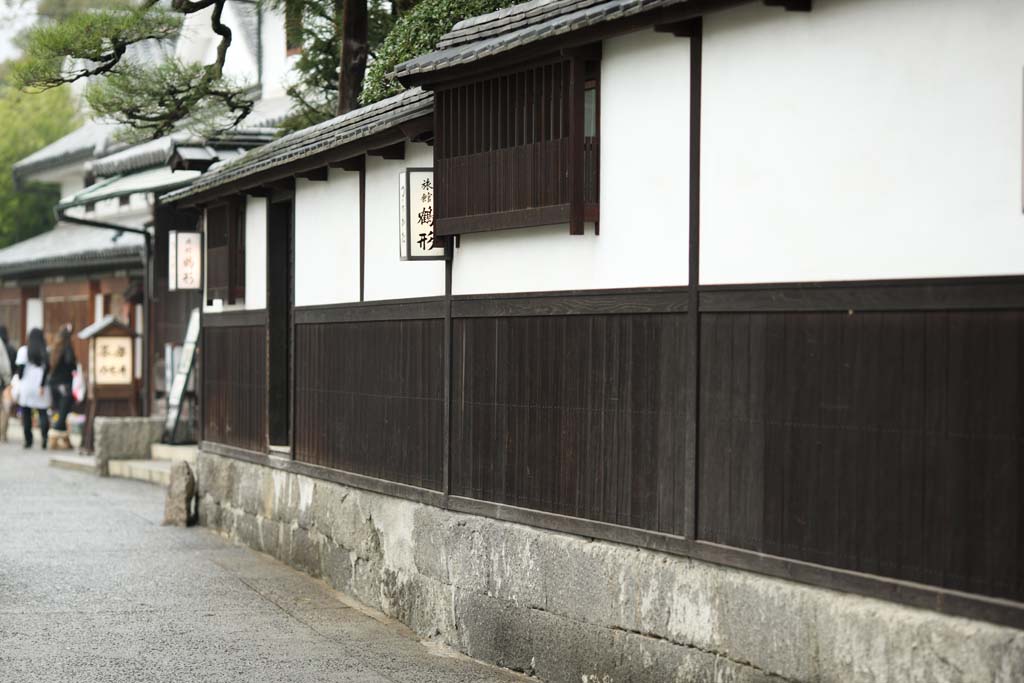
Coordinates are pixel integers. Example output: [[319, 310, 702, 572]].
[[367, 142, 405, 160], [329, 156, 365, 172], [654, 19, 701, 37], [560, 43, 602, 62], [398, 116, 434, 146], [296, 167, 328, 182], [763, 0, 811, 11]]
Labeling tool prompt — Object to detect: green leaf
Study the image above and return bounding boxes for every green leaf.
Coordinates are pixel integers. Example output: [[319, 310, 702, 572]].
[[360, 0, 516, 105], [0, 83, 76, 247]]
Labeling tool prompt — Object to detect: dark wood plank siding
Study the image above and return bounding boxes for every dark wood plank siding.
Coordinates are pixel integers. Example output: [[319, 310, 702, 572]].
[[202, 325, 266, 452], [293, 318, 445, 490], [451, 312, 689, 533], [434, 56, 599, 236], [698, 310, 1024, 602]]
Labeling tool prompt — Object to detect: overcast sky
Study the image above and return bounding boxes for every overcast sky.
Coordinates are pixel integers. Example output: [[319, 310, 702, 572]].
[[0, 3, 38, 64]]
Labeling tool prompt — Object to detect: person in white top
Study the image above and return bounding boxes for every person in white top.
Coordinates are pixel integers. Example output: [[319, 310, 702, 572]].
[[15, 328, 51, 449]]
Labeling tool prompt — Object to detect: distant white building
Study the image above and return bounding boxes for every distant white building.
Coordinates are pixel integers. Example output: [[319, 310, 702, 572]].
[[3, 0, 298, 416]]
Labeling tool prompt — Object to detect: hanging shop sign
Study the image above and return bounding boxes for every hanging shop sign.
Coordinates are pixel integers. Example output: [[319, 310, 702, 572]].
[[168, 230, 203, 291], [398, 168, 444, 261]]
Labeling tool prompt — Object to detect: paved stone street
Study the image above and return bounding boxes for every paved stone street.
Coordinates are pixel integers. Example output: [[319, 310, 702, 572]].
[[0, 446, 522, 683]]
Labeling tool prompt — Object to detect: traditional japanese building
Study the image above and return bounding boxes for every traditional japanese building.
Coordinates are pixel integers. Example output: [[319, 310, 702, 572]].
[[165, 0, 1024, 679], [4, 0, 297, 418]]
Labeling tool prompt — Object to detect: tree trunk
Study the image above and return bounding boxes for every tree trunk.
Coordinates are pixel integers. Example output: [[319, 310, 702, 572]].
[[337, 0, 368, 115]]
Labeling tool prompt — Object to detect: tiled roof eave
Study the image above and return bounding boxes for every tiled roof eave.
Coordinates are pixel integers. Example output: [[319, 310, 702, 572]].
[[0, 248, 145, 278], [394, 0, 719, 81], [162, 88, 434, 205], [12, 147, 97, 183]]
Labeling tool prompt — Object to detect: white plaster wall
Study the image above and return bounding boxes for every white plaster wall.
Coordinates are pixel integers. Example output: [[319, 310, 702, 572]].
[[452, 30, 691, 295], [176, 1, 258, 86], [363, 143, 446, 301], [294, 171, 361, 306], [244, 196, 267, 309], [260, 6, 298, 100], [701, 0, 1024, 284]]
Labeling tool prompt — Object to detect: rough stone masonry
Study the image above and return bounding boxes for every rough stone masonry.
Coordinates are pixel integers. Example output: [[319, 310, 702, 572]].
[[197, 451, 1024, 682]]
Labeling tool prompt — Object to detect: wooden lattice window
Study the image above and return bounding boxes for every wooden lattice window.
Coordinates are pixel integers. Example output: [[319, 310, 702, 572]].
[[205, 199, 245, 305], [434, 47, 600, 236]]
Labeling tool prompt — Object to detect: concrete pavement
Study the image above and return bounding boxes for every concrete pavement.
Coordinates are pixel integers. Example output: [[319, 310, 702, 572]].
[[0, 446, 525, 682]]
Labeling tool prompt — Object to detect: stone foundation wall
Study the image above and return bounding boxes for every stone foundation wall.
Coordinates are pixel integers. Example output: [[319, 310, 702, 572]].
[[94, 416, 164, 475], [197, 450, 1024, 682]]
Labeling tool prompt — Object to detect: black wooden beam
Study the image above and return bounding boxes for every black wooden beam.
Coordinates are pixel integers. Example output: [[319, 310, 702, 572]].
[[243, 187, 272, 197], [329, 156, 365, 172], [296, 167, 328, 181], [265, 178, 295, 192], [367, 141, 405, 160], [683, 17, 702, 541], [654, 19, 701, 37], [763, 0, 811, 10], [398, 115, 434, 145]]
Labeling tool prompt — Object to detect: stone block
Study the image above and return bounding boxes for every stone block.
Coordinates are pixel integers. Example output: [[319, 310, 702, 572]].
[[197, 496, 222, 530], [197, 452, 234, 503], [93, 416, 164, 475], [320, 539, 354, 594], [196, 451, 1024, 683], [161, 461, 196, 527], [289, 525, 322, 578]]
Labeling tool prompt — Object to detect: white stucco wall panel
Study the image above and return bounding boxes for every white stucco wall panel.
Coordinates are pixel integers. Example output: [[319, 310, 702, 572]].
[[363, 143, 446, 302], [260, 6, 298, 100], [452, 30, 691, 296], [294, 172, 361, 306], [701, 0, 1024, 284], [244, 196, 267, 310]]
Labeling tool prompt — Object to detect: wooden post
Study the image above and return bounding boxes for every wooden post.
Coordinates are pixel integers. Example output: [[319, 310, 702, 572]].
[[567, 56, 586, 235]]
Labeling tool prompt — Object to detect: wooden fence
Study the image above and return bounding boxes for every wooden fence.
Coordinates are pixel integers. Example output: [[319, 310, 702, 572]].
[[199, 278, 1024, 625], [202, 314, 266, 452]]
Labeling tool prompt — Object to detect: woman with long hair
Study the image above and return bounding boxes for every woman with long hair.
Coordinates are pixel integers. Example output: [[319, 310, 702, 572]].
[[15, 328, 51, 449], [48, 324, 76, 449], [0, 325, 13, 441]]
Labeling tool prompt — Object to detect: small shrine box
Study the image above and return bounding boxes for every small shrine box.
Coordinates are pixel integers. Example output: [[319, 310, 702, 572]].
[[78, 316, 138, 450]]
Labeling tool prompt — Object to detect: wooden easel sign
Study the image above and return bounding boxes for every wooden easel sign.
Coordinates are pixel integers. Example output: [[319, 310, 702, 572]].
[[163, 308, 200, 443]]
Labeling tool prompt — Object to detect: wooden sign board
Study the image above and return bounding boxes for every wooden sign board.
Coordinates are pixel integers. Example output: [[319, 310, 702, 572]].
[[163, 307, 200, 443], [93, 337, 133, 386], [398, 168, 443, 261]]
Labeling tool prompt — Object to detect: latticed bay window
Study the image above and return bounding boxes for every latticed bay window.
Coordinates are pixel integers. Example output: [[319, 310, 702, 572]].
[[204, 199, 245, 305], [434, 48, 601, 236]]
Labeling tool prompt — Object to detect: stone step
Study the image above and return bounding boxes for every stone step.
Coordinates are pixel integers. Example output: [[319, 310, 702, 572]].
[[49, 454, 100, 475], [108, 459, 173, 486], [150, 443, 198, 465]]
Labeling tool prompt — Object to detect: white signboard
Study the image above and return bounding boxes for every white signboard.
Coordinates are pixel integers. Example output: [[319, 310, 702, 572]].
[[398, 168, 443, 261], [175, 232, 202, 290], [94, 337, 133, 386]]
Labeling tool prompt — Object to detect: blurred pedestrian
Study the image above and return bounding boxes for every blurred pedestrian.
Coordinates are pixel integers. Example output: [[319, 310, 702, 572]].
[[48, 324, 76, 450], [0, 327, 11, 441], [15, 328, 51, 449]]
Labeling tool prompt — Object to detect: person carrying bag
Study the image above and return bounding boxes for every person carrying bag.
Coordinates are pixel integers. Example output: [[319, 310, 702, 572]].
[[15, 328, 51, 450]]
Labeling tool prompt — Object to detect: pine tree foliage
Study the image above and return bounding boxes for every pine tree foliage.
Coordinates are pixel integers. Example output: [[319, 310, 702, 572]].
[[276, 0, 405, 132], [12, 1, 254, 141], [360, 0, 515, 105]]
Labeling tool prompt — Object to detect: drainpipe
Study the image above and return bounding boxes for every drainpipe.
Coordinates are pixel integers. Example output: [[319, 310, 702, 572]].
[[54, 208, 152, 417]]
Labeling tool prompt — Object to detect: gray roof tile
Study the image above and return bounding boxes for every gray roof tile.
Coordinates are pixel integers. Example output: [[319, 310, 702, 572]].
[[12, 120, 121, 181], [0, 222, 144, 277], [162, 87, 434, 203], [395, 0, 700, 79]]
